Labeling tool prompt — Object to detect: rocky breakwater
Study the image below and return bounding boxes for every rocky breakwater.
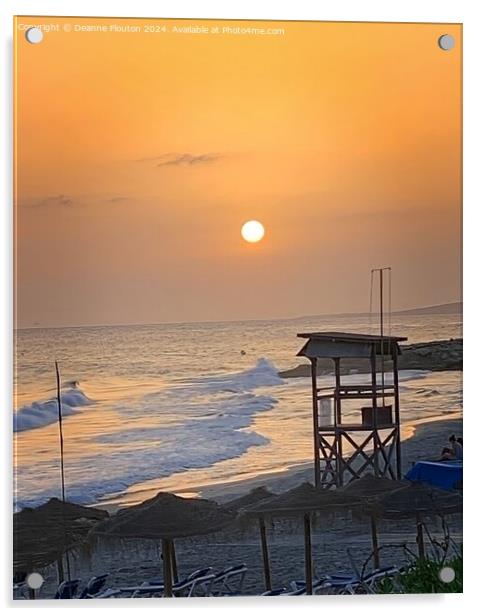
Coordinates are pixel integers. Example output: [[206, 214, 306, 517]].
[[279, 338, 462, 378]]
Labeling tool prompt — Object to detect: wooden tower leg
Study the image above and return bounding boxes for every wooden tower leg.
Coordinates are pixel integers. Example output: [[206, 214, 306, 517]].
[[334, 358, 343, 487], [56, 557, 64, 584], [303, 514, 313, 595], [310, 359, 320, 487], [259, 517, 272, 591], [161, 539, 173, 597], [370, 348, 380, 476], [370, 515, 381, 569], [416, 515, 425, 560], [170, 540, 178, 583], [392, 348, 402, 479]]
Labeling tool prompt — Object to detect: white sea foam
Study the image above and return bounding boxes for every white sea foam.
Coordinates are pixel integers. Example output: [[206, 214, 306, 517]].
[[187, 357, 284, 391], [13, 386, 93, 432], [14, 359, 283, 508]]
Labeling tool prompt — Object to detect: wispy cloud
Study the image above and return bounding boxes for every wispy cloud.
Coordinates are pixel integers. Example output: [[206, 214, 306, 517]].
[[26, 194, 130, 208], [107, 196, 130, 203], [136, 152, 224, 167], [34, 194, 76, 208]]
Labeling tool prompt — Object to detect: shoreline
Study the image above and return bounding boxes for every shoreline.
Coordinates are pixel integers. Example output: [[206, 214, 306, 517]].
[[195, 414, 462, 502], [98, 413, 462, 512]]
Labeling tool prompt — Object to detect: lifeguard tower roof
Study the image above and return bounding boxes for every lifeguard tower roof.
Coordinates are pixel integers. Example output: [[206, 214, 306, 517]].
[[297, 331, 407, 359]]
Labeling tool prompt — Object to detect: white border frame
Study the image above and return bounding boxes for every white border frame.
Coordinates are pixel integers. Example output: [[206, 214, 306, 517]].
[[2, 1, 480, 612]]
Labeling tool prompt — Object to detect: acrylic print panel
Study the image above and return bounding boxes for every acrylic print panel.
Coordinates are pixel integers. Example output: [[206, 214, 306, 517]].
[[13, 16, 462, 598]]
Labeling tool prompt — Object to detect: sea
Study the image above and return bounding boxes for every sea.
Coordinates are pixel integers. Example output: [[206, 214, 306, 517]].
[[13, 313, 462, 511]]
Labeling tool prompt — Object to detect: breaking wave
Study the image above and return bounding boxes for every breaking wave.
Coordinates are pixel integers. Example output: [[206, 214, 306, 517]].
[[14, 385, 94, 432], [15, 359, 284, 507]]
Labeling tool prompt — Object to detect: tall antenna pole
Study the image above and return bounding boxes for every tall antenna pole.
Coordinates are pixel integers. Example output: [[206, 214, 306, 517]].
[[55, 361, 71, 581], [379, 270, 385, 405], [369, 270, 374, 333], [388, 268, 392, 337], [371, 268, 392, 406], [55, 361, 66, 503], [379, 269, 384, 340]]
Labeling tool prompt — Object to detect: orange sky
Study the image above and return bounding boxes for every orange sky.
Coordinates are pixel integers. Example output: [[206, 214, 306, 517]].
[[14, 17, 461, 328]]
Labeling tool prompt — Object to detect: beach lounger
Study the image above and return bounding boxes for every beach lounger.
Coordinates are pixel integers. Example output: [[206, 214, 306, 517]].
[[54, 579, 81, 599], [207, 564, 248, 596], [146, 567, 212, 588], [286, 578, 334, 596], [318, 565, 400, 594], [285, 552, 399, 596], [177, 569, 216, 597], [117, 567, 215, 598], [329, 549, 398, 594], [261, 578, 326, 597], [13, 583, 27, 600], [92, 588, 124, 599], [79, 574, 109, 598], [162, 567, 215, 597], [281, 586, 308, 596], [13, 572, 28, 600], [261, 588, 288, 596]]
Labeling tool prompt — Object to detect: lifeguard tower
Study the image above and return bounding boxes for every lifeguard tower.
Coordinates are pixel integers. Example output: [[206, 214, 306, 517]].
[[297, 331, 407, 488]]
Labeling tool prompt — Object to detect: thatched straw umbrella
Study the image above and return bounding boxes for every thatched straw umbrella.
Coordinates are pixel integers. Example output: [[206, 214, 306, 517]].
[[223, 486, 275, 511], [242, 483, 363, 594], [369, 483, 462, 559], [341, 475, 408, 568], [36, 497, 109, 524], [36, 498, 108, 582], [14, 499, 108, 596], [91, 492, 236, 597], [341, 474, 408, 499]]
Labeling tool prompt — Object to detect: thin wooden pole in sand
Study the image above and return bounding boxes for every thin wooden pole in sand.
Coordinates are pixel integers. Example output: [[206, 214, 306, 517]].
[[162, 539, 173, 597], [55, 361, 71, 582], [303, 513, 313, 595], [56, 557, 65, 584], [258, 517, 272, 591], [170, 540, 179, 583], [370, 515, 380, 569], [416, 514, 425, 560]]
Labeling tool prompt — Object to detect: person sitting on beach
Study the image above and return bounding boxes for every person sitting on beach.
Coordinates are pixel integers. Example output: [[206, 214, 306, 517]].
[[441, 434, 463, 460]]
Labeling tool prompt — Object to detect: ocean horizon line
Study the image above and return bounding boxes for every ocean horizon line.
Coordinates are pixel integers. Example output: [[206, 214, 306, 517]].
[[14, 300, 462, 332]]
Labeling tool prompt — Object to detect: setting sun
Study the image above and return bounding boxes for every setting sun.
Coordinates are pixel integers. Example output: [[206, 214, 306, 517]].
[[241, 220, 265, 243]]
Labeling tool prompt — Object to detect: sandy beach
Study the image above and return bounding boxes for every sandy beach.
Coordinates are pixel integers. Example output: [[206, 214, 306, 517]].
[[96, 413, 462, 508], [30, 414, 462, 598]]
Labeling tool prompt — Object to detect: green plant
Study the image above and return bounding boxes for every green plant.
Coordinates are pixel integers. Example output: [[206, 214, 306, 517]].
[[377, 552, 462, 594]]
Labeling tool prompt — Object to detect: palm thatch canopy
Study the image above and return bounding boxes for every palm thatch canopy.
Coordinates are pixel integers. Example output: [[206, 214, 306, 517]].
[[341, 474, 409, 499], [91, 492, 236, 540], [14, 500, 107, 573], [36, 498, 108, 523], [371, 483, 463, 520], [223, 486, 275, 511], [243, 482, 363, 517]]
